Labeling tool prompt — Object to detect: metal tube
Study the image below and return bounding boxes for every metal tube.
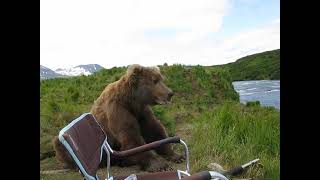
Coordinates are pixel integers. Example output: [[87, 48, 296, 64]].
[[209, 171, 228, 180], [111, 137, 180, 158], [241, 159, 259, 169], [180, 139, 190, 174], [104, 141, 114, 154], [103, 144, 111, 179]]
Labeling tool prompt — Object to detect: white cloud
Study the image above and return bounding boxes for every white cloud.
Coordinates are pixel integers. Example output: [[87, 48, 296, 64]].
[[41, 0, 230, 69], [40, 0, 279, 70], [211, 19, 280, 64]]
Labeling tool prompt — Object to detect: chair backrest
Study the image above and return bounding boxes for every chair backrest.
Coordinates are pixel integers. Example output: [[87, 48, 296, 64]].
[[58, 113, 106, 180]]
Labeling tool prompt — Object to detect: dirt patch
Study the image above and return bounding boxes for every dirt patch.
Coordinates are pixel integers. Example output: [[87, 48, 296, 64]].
[[96, 156, 186, 178], [41, 156, 187, 179]]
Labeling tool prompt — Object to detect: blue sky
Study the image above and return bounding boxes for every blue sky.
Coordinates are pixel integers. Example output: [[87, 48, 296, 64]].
[[220, 0, 279, 36], [40, 0, 280, 69], [144, 0, 280, 39]]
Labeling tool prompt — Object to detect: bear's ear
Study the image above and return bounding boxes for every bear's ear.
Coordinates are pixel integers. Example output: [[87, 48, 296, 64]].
[[149, 66, 160, 74], [127, 64, 143, 76]]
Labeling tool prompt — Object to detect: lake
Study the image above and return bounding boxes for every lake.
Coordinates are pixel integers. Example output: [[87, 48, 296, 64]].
[[232, 80, 280, 110]]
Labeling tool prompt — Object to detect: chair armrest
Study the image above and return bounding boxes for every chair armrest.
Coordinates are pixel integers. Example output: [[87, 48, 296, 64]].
[[111, 136, 181, 158], [104, 136, 191, 178]]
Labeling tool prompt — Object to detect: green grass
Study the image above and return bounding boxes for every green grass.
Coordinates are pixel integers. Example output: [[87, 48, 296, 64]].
[[215, 49, 280, 81], [189, 101, 279, 179]]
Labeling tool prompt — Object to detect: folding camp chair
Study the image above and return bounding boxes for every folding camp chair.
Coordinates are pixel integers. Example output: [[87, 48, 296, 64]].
[[58, 113, 257, 180]]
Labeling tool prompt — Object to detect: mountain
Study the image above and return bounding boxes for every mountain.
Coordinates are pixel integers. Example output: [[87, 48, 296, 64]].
[[55, 64, 104, 76], [215, 49, 280, 81], [40, 65, 65, 80], [40, 64, 105, 80]]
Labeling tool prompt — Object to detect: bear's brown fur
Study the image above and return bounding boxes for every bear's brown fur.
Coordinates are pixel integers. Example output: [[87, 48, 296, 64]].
[[53, 64, 184, 172]]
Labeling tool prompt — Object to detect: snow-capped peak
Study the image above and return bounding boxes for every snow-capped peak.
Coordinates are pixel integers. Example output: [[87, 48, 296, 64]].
[[40, 64, 104, 80], [55, 67, 92, 76], [54, 64, 104, 77]]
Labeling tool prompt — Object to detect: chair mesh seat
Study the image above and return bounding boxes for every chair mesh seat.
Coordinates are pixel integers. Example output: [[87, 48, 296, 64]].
[[59, 113, 106, 179]]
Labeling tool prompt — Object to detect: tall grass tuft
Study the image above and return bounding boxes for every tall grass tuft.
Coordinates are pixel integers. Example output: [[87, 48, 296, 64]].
[[190, 101, 279, 179]]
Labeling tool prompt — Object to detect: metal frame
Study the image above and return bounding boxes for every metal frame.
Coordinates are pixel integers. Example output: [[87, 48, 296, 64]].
[[103, 138, 191, 180], [103, 138, 112, 180], [102, 136, 229, 180]]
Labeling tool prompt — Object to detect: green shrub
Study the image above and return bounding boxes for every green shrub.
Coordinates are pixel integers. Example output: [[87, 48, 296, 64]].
[[246, 101, 261, 107]]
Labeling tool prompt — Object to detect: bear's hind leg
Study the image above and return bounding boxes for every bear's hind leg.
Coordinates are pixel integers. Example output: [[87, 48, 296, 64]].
[[52, 136, 78, 170]]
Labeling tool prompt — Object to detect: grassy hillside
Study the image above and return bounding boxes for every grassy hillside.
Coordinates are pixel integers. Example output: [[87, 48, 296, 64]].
[[40, 65, 238, 157], [217, 49, 280, 81], [40, 64, 279, 179]]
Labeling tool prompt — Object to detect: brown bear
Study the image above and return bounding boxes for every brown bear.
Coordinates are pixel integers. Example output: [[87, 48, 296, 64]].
[[53, 64, 184, 172]]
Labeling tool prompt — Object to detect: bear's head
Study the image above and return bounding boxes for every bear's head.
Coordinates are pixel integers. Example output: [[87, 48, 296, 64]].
[[126, 64, 174, 105]]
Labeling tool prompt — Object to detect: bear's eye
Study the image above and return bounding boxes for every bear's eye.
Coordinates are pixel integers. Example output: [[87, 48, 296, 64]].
[[153, 79, 159, 84]]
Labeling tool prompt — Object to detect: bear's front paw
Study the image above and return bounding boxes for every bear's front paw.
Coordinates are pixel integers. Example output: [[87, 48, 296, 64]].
[[118, 159, 135, 167], [167, 153, 185, 163], [143, 159, 173, 172]]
